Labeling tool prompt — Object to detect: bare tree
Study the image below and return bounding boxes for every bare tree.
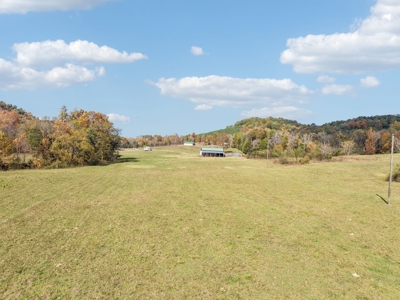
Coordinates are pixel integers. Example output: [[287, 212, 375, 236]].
[[252, 139, 260, 150], [270, 131, 281, 147], [341, 140, 356, 156], [287, 132, 297, 151], [320, 143, 333, 158]]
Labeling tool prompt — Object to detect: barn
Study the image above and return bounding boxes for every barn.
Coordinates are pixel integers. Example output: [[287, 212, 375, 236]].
[[200, 148, 225, 157]]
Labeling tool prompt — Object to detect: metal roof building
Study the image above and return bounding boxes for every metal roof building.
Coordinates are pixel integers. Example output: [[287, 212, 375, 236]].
[[200, 148, 225, 157]]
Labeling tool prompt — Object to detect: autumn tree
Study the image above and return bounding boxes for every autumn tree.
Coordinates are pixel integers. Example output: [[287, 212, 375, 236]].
[[0, 131, 13, 164], [0, 109, 21, 139], [365, 128, 376, 155]]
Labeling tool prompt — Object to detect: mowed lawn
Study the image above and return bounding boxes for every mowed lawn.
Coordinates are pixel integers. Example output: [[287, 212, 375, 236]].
[[1, 146, 400, 299]]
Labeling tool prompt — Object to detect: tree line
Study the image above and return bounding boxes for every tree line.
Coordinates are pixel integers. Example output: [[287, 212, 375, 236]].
[[2, 100, 399, 169], [120, 115, 400, 164], [195, 116, 400, 163], [119, 134, 184, 148], [0, 103, 120, 170]]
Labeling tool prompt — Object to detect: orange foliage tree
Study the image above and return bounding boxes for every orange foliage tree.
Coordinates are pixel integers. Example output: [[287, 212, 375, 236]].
[[365, 128, 376, 155]]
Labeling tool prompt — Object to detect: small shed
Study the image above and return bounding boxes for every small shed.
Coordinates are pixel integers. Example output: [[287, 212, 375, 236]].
[[184, 141, 195, 146], [200, 148, 225, 157]]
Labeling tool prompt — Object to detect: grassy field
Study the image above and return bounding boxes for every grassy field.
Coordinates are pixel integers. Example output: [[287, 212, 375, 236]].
[[1, 146, 400, 299]]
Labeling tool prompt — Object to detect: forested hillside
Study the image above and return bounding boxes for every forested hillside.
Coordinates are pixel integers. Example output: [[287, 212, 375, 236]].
[[204, 115, 400, 135], [2, 100, 400, 169], [119, 114, 400, 164], [0, 103, 120, 170], [0, 101, 30, 117], [194, 115, 400, 161]]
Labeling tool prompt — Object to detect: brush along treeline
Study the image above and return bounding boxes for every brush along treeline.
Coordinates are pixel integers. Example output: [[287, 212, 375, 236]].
[[119, 116, 400, 163], [0, 104, 120, 170], [196, 115, 400, 163], [192, 116, 400, 162], [231, 126, 400, 162]]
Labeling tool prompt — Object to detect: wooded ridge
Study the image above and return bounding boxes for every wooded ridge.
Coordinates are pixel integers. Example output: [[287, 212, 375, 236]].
[[1, 100, 399, 169]]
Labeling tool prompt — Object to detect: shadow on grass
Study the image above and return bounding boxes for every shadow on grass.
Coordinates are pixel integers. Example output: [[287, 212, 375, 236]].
[[376, 194, 389, 205], [91, 157, 140, 167], [116, 157, 140, 163]]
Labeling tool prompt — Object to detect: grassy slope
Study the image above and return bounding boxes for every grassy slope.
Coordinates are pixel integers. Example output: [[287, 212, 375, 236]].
[[1, 147, 399, 299]]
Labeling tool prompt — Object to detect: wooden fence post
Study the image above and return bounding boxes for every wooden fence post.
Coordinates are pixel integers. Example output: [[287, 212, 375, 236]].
[[388, 134, 394, 205]]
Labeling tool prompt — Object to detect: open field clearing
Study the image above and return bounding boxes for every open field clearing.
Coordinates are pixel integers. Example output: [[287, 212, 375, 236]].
[[1, 146, 400, 299]]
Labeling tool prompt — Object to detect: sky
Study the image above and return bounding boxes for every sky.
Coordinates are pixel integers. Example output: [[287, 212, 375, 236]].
[[0, 0, 399, 137]]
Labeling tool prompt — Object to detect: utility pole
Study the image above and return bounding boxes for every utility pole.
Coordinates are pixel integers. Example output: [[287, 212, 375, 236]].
[[388, 134, 394, 205], [266, 131, 270, 168]]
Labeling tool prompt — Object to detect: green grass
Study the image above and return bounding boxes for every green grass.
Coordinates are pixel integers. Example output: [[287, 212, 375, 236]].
[[1, 146, 400, 299]]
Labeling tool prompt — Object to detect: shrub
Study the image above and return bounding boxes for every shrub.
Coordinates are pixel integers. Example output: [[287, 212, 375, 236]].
[[278, 156, 289, 164], [278, 151, 290, 164], [271, 150, 281, 158], [315, 151, 324, 161], [299, 155, 310, 164], [48, 161, 69, 169], [332, 149, 342, 157], [386, 164, 400, 182]]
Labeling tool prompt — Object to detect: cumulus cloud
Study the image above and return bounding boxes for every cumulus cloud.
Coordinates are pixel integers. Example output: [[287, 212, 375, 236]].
[[0, 0, 116, 14], [0, 59, 104, 91], [13, 40, 147, 68], [107, 113, 131, 124], [360, 76, 380, 87], [191, 46, 206, 56], [241, 106, 312, 119], [317, 75, 336, 83], [0, 39, 145, 90], [195, 104, 213, 111], [153, 75, 312, 108], [280, 0, 400, 73], [321, 84, 354, 96]]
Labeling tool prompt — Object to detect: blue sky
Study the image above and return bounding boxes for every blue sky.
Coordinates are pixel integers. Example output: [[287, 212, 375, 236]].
[[0, 0, 398, 137]]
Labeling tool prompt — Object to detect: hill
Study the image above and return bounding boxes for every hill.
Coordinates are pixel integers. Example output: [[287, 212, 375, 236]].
[[0, 101, 31, 117], [202, 115, 400, 136], [196, 115, 400, 160]]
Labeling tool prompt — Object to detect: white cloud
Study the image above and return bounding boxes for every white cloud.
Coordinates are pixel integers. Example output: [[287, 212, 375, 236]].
[[0, 39, 145, 90], [360, 76, 380, 87], [0, 0, 116, 14], [191, 46, 206, 56], [280, 0, 400, 73], [317, 75, 336, 83], [0, 59, 104, 91], [194, 104, 213, 111], [321, 84, 354, 96], [241, 106, 312, 119], [13, 40, 147, 68], [107, 113, 131, 124], [153, 75, 312, 108]]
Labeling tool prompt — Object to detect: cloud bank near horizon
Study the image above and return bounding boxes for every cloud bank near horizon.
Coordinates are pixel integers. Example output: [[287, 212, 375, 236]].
[[153, 75, 313, 119], [107, 113, 131, 124], [154, 75, 312, 108], [241, 106, 312, 119]]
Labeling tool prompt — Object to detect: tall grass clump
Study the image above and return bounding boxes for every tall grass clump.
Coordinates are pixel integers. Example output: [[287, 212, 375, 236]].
[[386, 164, 400, 182]]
